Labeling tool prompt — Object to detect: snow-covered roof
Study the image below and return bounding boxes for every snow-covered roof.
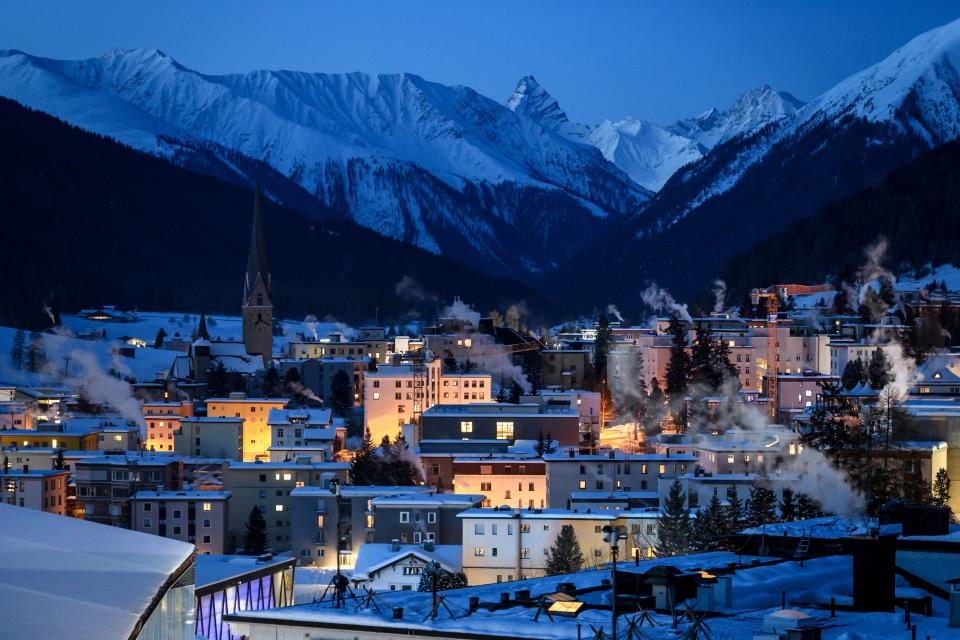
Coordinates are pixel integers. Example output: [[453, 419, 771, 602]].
[[353, 543, 461, 581], [372, 493, 485, 507], [267, 407, 332, 426], [196, 554, 296, 590], [0, 503, 194, 640], [458, 507, 619, 520]]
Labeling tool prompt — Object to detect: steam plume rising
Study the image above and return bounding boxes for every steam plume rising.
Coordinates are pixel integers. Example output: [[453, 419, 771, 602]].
[[641, 283, 691, 321], [68, 350, 145, 437], [712, 279, 727, 313]]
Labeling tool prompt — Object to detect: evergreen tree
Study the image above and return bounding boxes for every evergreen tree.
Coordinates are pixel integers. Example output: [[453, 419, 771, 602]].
[[932, 468, 951, 509], [710, 336, 738, 387], [593, 312, 611, 382], [25, 331, 47, 373], [841, 357, 866, 391], [329, 370, 353, 416], [724, 487, 744, 533], [207, 361, 231, 396], [508, 381, 523, 404], [544, 524, 585, 575], [350, 429, 382, 485], [655, 480, 691, 557], [262, 365, 282, 397], [832, 289, 852, 315], [417, 561, 468, 591], [690, 494, 726, 552], [878, 277, 896, 306], [153, 327, 167, 348], [459, 358, 476, 373], [867, 348, 890, 390], [665, 315, 692, 397], [243, 506, 269, 555], [54, 448, 65, 471], [9, 329, 25, 370], [495, 385, 508, 403], [779, 488, 798, 522], [645, 377, 666, 431], [690, 323, 714, 388], [745, 487, 778, 528], [383, 435, 420, 485], [283, 367, 302, 385], [796, 493, 824, 520]]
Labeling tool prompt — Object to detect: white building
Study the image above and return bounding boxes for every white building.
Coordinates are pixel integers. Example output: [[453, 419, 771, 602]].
[[352, 541, 462, 592]]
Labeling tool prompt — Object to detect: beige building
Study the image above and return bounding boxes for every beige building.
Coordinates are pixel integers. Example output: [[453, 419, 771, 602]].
[[222, 460, 350, 553], [207, 394, 288, 462], [143, 401, 195, 453], [363, 359, 492, 445], [133, 490, 231, 555], [174, 417, 245, 460], [458, 508, 630, 585], [1, 469, 69, 515], [452, 457, 546, 509]]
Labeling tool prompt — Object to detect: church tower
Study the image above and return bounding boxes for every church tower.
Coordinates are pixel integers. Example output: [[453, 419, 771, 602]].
[[242, 184, 273, 361]]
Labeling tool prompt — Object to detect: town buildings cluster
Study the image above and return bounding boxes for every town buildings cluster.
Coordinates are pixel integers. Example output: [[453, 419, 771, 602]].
[[4, 190, 960, 639]]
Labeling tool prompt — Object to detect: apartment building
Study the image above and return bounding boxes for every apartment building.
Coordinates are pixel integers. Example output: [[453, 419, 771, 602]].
[[133, 490, 231, 554], [288, 485, 432, 567], [541, 350, 591, 390], [0, 469, 69, 514], [543, 450, 697, 509], [421, 403, 581, 447], [452, 457, 546, 509], [695, 428, 802, 475], [222, 460, 350, 553], [364, 359, 492, 445], [206, 394, 288, 462], [371, 492, 483, 545], [74, 453, 182, 527], [173, 417, 244, 460]]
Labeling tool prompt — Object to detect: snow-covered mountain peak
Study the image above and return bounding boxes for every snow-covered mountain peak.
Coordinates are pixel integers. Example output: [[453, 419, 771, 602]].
[[796, 16, 960, 143], [506, 75, 589, 140], [586, 117, 703, 191], [670, 84, 805, 150]]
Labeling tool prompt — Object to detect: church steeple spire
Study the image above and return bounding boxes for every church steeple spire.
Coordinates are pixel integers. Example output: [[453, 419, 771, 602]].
[[241, 181, 274, 362], [196, 312, 210, 341], [244, 181, 270, 303]]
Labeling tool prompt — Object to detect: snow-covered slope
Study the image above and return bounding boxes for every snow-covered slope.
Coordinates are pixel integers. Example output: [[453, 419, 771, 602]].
[[669, 85, 805, 151], [652, 17, 960, 227], [0, 49, 648, 275], [586, 118, 703, 191]]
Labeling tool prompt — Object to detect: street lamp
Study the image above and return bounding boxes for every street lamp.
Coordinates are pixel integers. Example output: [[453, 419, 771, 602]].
[[602, 525, 625, 639]]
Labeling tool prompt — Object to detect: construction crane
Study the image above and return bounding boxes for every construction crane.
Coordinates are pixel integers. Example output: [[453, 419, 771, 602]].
[[750, 289, 780, 419]]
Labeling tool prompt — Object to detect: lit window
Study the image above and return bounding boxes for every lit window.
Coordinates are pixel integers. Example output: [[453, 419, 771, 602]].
[[275, 504, 284, 512], [579, 480, 586, 489], [496, 421, 514, 440], [461, 421, 473, 433], [474, 547, 485, 557], [202, 502, 212, 511], [373, 392, 380, 400]]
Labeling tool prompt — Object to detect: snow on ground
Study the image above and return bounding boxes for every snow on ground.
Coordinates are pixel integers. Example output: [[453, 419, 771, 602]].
[[60, 311, 354, 357], [739, 516, 900, 539], [0, 324, 180, 387]]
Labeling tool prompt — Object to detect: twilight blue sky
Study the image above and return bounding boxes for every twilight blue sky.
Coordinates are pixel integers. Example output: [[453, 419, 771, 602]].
[[2, 1, 959, 124]]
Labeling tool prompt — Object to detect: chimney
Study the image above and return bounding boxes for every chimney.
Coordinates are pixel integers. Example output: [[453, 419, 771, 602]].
[[423, 541, 435, 552], [391, 538, 400, 552], [22, 464, 28, 474]]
